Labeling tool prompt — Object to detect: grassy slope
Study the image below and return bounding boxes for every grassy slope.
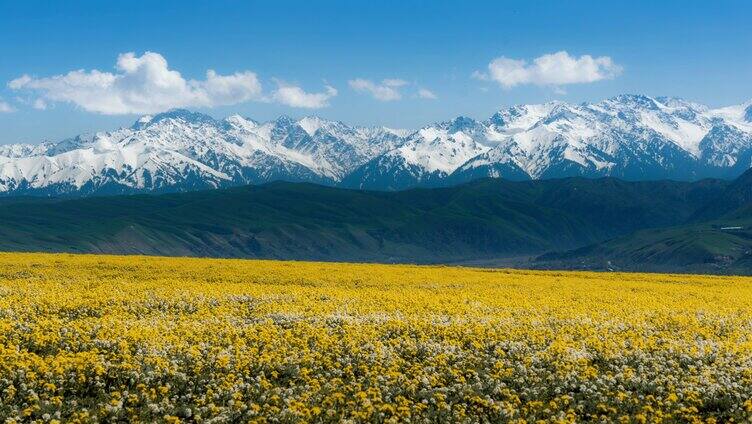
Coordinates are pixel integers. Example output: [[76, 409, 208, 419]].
[[536, 221, 752, 274], [536, 170, 752, 274], [0, 177, 725, 262]]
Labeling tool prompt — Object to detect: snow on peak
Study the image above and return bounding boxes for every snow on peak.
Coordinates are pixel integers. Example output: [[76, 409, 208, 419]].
[[653, 96, 706, 111], [382, 127, 411, 138], [3, 95, 752, 195], [273, 115, 297, 127], [297, 116, 328, 136], [394, 120, 490, 174], [489, 102, 562, 131], [607, 94, 660, 110], [149, 109, 216, 126], [224, 114, 257, 129]]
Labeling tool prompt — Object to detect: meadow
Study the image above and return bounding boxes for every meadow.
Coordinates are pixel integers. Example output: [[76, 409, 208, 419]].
[[0, 253, 751, 423]]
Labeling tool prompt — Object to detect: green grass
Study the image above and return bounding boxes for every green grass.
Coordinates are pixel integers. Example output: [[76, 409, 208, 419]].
[[0, 177, 725, 263]]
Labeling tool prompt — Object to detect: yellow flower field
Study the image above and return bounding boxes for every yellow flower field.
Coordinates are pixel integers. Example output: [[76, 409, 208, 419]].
[[0, 253, 751, 423]]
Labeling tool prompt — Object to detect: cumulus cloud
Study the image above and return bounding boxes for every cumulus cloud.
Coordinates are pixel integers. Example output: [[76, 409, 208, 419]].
[[272, 79, 337, 109], [474, 51, 621, 89], [0, 99, 13, 113], [32, 99, 47, 110], [348, 78, 407, 101], [417, 88, 437, 99], [8, 52, 263, 114]]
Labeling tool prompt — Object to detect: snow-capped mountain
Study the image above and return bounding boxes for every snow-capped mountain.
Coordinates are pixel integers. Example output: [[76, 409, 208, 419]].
[[0, 110, 404, 195], [452, 95, 752, 183], [346, 95, 752, 189], [341, 116, 490, 190], [1, 95, 752, 196]]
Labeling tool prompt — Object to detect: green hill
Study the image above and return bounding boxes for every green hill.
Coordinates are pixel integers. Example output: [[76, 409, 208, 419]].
[[536, 169, 752, 274], [0, 177, 726, 263]]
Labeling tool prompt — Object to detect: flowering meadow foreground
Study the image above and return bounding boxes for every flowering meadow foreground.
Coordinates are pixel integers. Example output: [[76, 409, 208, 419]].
[[0, 254, 751, 423]]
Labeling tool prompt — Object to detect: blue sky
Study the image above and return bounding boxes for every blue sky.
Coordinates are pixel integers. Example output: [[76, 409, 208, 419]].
[[0, 0, 750, 144]]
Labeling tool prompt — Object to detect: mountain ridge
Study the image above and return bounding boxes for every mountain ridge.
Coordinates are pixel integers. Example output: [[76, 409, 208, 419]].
[[0, 176, 728, 263], [2, 94, 752, 196]]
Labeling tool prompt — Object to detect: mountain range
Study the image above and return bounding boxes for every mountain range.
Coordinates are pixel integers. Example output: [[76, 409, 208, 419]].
[[2, 169, 752, 274], [1, 94, 752, 195]]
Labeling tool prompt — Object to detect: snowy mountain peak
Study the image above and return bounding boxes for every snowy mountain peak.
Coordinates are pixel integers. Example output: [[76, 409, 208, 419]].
[[3, 94, 752, 196], [273, 115, 297, 127], [150, 109, 216, 125], [382, 127, 412, 138], [297, 116, 330, 136], [608, 94, 660, 110], [488, 103, 560, 132], [653, 96, 705, 110], [224, 114, 258, 129], [132, 115, 154, 130], [440, 116, 480, 133]]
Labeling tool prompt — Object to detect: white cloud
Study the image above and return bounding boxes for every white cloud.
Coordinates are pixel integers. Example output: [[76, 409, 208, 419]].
[[382, 79, 408, 87], [272, 80, 337, 109], [417, 88, 437, 99], [474, 51, 621, 89], [0, 99, 13, 113], [8, 52, 263, 114], [348, 78, 406, 101]]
